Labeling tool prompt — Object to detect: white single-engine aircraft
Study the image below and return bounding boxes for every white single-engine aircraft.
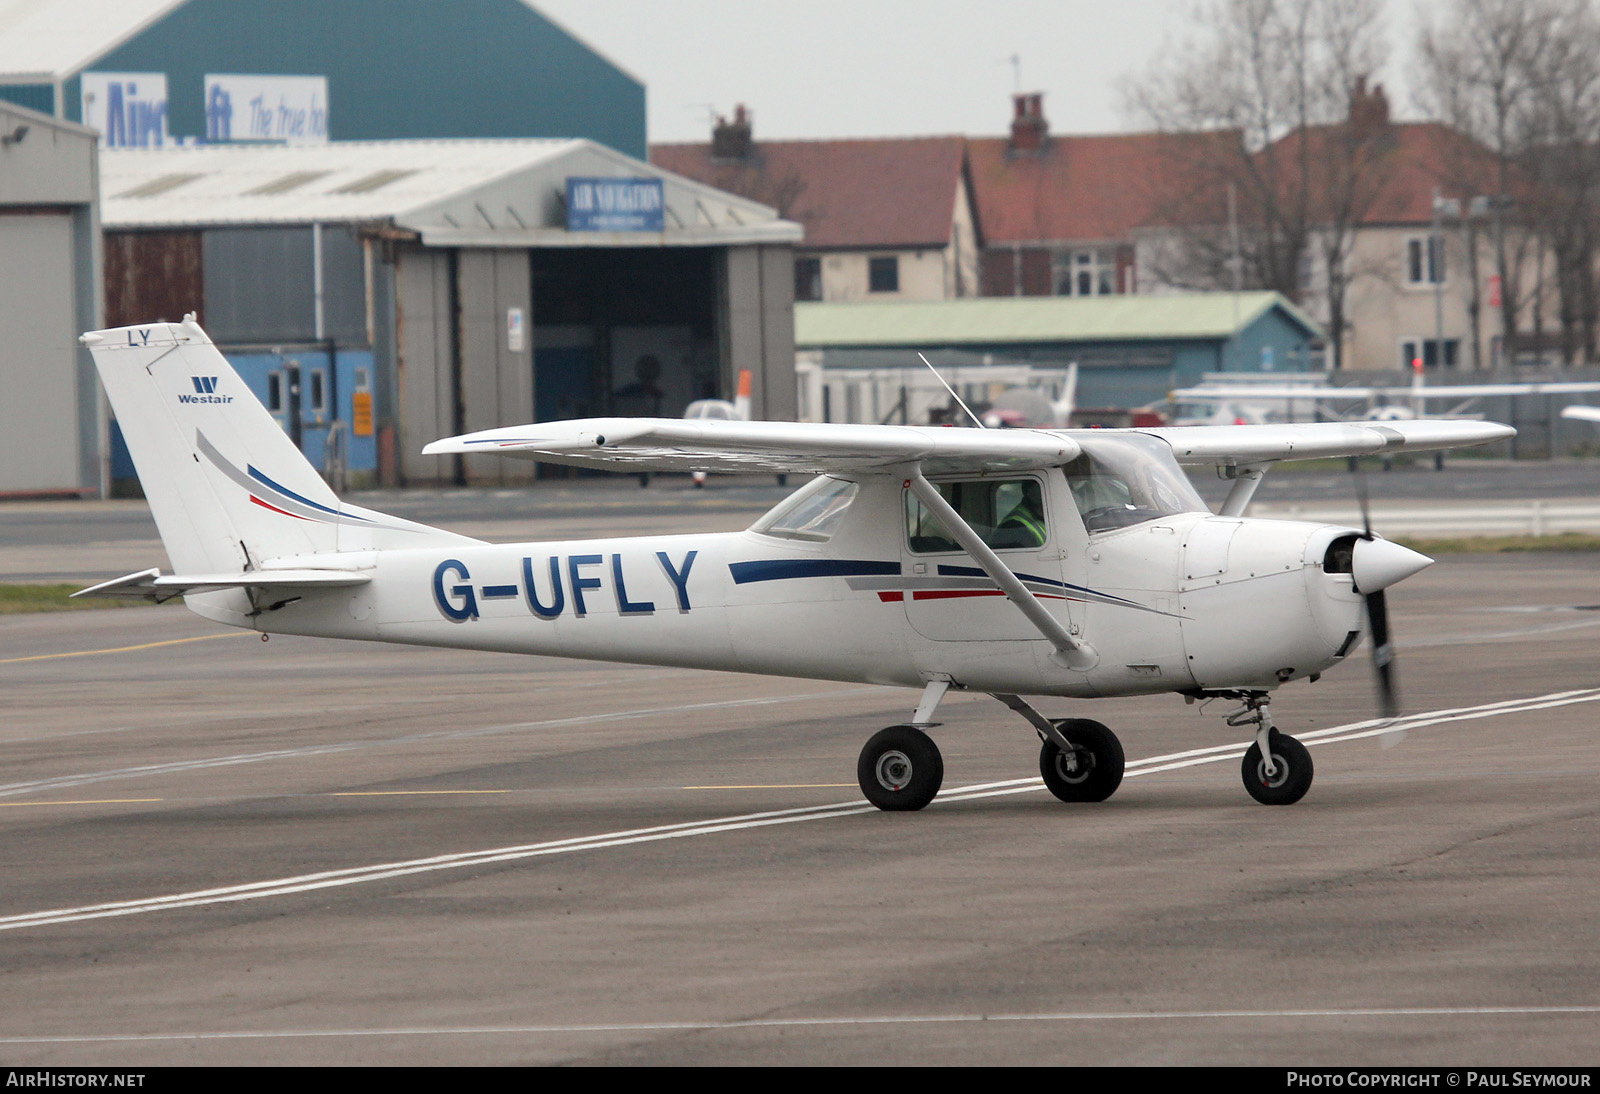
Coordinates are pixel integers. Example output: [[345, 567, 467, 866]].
[[78, 318, 1516, 811]]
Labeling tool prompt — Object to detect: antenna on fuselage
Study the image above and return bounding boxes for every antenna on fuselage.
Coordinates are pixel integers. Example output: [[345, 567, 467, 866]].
[[918, 352, 986, 428]]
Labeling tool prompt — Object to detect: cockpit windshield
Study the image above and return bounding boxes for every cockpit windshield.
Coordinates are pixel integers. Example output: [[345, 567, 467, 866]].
[[1065, 434, 1207, 534]]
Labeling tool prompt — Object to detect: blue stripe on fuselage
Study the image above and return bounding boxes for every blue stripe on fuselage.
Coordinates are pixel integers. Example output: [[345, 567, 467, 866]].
[[729, 559, 902, 584]]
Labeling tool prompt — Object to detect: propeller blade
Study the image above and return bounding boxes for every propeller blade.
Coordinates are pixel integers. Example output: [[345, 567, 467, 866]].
[[1355, 467, 1373, 538], [1365, 587, 1399, 719]]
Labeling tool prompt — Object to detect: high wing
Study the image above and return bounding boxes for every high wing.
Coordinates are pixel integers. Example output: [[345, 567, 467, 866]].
[[1174, 381, 1600, 401], [1142, 419, 1515, 466], [423, 416, 1511, 474], [422, 417, 1081, 475]]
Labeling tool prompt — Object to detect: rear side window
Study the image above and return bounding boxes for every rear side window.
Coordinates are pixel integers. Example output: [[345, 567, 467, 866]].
[[750, 476, 859, 542]]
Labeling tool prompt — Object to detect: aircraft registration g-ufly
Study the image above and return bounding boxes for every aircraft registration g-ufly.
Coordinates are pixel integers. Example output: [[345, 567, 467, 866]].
[[79, 318, 1516, 811]]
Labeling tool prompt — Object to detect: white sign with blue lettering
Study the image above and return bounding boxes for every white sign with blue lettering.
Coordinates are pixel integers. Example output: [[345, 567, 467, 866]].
[[204, 75, 329, 144], [567, 177, 665, 232], [81, 73, 169, 149]]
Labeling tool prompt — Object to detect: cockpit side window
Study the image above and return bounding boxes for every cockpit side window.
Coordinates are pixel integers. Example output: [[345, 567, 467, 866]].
[[1066, 434, 1207, 534], [906, 477, 1047, 553]]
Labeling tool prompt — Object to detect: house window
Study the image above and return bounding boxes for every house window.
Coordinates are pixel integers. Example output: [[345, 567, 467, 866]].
[[1052, 249, 1115, 296], [795, 256, 822, 301], [868, 255, 899, 293], [1400, 338, 1459, 369], [1406, 236, 1445, 286]]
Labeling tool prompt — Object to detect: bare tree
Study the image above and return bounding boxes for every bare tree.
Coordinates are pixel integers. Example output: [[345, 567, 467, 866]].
[[1415, 0, 1600, 365], [1125, 0, 1393, 369]]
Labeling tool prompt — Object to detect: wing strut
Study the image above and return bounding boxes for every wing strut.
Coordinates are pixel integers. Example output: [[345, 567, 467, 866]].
[[1218, 462, 1271, 517], [906, 471, 1098, 671]]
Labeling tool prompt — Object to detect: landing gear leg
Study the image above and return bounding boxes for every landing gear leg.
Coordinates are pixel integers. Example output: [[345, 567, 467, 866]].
[[992, 693, 1125, 804], [1227, 693, 1314, 805]]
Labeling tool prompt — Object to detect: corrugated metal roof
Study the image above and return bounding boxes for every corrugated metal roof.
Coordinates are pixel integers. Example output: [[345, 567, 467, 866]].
[[795, 293, 1323, 347], [0, 0, 183, 82], [100, 138, 802, 246], [102, 139, 578, 224]]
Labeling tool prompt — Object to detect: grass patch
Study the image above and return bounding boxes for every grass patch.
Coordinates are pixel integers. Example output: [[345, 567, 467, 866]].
[[1395, 532, 1600, 554], [0, 583, 151, 614]]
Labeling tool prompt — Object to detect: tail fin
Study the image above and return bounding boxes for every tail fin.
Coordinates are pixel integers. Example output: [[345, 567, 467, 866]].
[[83, 316, 471, 578]]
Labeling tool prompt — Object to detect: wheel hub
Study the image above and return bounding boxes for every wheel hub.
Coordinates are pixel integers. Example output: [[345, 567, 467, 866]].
[[1054, 746, 1093, 784], [875, 750, 913, 791], [1256, 753, 1290, 789]]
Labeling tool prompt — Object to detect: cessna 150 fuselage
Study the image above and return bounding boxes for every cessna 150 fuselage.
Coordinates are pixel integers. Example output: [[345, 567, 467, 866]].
[[78, 318, 1515, 812]]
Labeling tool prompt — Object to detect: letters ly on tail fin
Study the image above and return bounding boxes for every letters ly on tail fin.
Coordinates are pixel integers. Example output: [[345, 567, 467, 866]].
[[80, 315, 475, 622]]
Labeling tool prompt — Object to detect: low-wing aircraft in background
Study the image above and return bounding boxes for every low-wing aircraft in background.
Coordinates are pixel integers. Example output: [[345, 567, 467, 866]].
[[78, 318, 1516, 811], [1173, 359, 1600, 423]]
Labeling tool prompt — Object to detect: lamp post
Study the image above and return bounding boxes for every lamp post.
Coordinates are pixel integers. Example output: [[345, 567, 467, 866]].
[[1431, 189, 1457, 373]]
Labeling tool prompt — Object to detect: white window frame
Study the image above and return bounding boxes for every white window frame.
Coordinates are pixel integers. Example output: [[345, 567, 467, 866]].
[[1052, 248, 1115, 297]]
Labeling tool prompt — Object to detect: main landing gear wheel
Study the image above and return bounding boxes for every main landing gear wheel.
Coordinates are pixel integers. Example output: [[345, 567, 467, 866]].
[[858, 725, 944, 811], [1241, 730, 1314, 805], [1039, 718, 1125, 803]]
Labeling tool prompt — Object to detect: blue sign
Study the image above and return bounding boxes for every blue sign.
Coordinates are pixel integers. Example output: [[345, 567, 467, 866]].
[[566, 177, 665, 232]]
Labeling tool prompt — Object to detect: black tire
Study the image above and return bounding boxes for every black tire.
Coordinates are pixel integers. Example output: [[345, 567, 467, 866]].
[[1241, 730, 1314, 805], [1039, 718, 1125, 803], [857, 725, 944, 811]]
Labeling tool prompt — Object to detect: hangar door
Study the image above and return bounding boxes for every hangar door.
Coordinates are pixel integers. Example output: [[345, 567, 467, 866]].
[[529, 248, 719, 424], [0, 213, 78, 493]]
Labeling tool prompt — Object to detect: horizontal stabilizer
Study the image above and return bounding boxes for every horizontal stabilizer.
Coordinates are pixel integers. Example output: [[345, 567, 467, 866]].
[[74, 567, 371, 603]]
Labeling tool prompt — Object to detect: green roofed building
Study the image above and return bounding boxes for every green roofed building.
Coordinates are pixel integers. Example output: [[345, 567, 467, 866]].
[[795, 292, 1324, 411]]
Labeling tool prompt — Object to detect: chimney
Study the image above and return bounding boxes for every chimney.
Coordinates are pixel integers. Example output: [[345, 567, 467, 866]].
[[1348, 76, 1390, 130], [712, 103, 753, 161], [1010, 92, 1048, 153]]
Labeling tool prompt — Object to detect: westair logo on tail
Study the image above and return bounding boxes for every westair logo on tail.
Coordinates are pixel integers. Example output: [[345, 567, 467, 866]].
[[179, 376, 233, 404]]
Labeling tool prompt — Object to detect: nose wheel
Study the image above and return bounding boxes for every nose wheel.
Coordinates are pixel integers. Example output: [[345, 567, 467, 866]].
[[857, 725, 944, 811], [1241, 729, 1314, 805], [1225, 693, 1314, 805]]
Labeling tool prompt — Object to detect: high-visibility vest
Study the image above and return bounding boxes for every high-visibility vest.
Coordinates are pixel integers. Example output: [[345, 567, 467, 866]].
[[1002, 507, 1046, 546]]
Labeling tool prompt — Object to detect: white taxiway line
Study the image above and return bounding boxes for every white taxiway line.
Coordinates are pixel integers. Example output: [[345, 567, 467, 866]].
[[1, 688, 1597, 934], [0, 1004, 1596, 1046], [0, 687, 880, 800]]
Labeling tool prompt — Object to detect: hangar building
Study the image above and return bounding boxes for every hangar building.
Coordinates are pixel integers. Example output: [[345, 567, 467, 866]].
[[0, 0, 644, 157], [102, 140, 801, 486], [794, 292, 1323, 420]]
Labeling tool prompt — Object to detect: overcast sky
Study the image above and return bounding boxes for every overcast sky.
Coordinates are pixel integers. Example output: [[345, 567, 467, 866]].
[[533, 0, 1437, 146]]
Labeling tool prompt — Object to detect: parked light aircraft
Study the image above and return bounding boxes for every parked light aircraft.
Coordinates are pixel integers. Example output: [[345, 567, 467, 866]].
[[78, 318, 1516, 811], [683, 370, 752, 486], [1174, 360, 1600, 423]]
